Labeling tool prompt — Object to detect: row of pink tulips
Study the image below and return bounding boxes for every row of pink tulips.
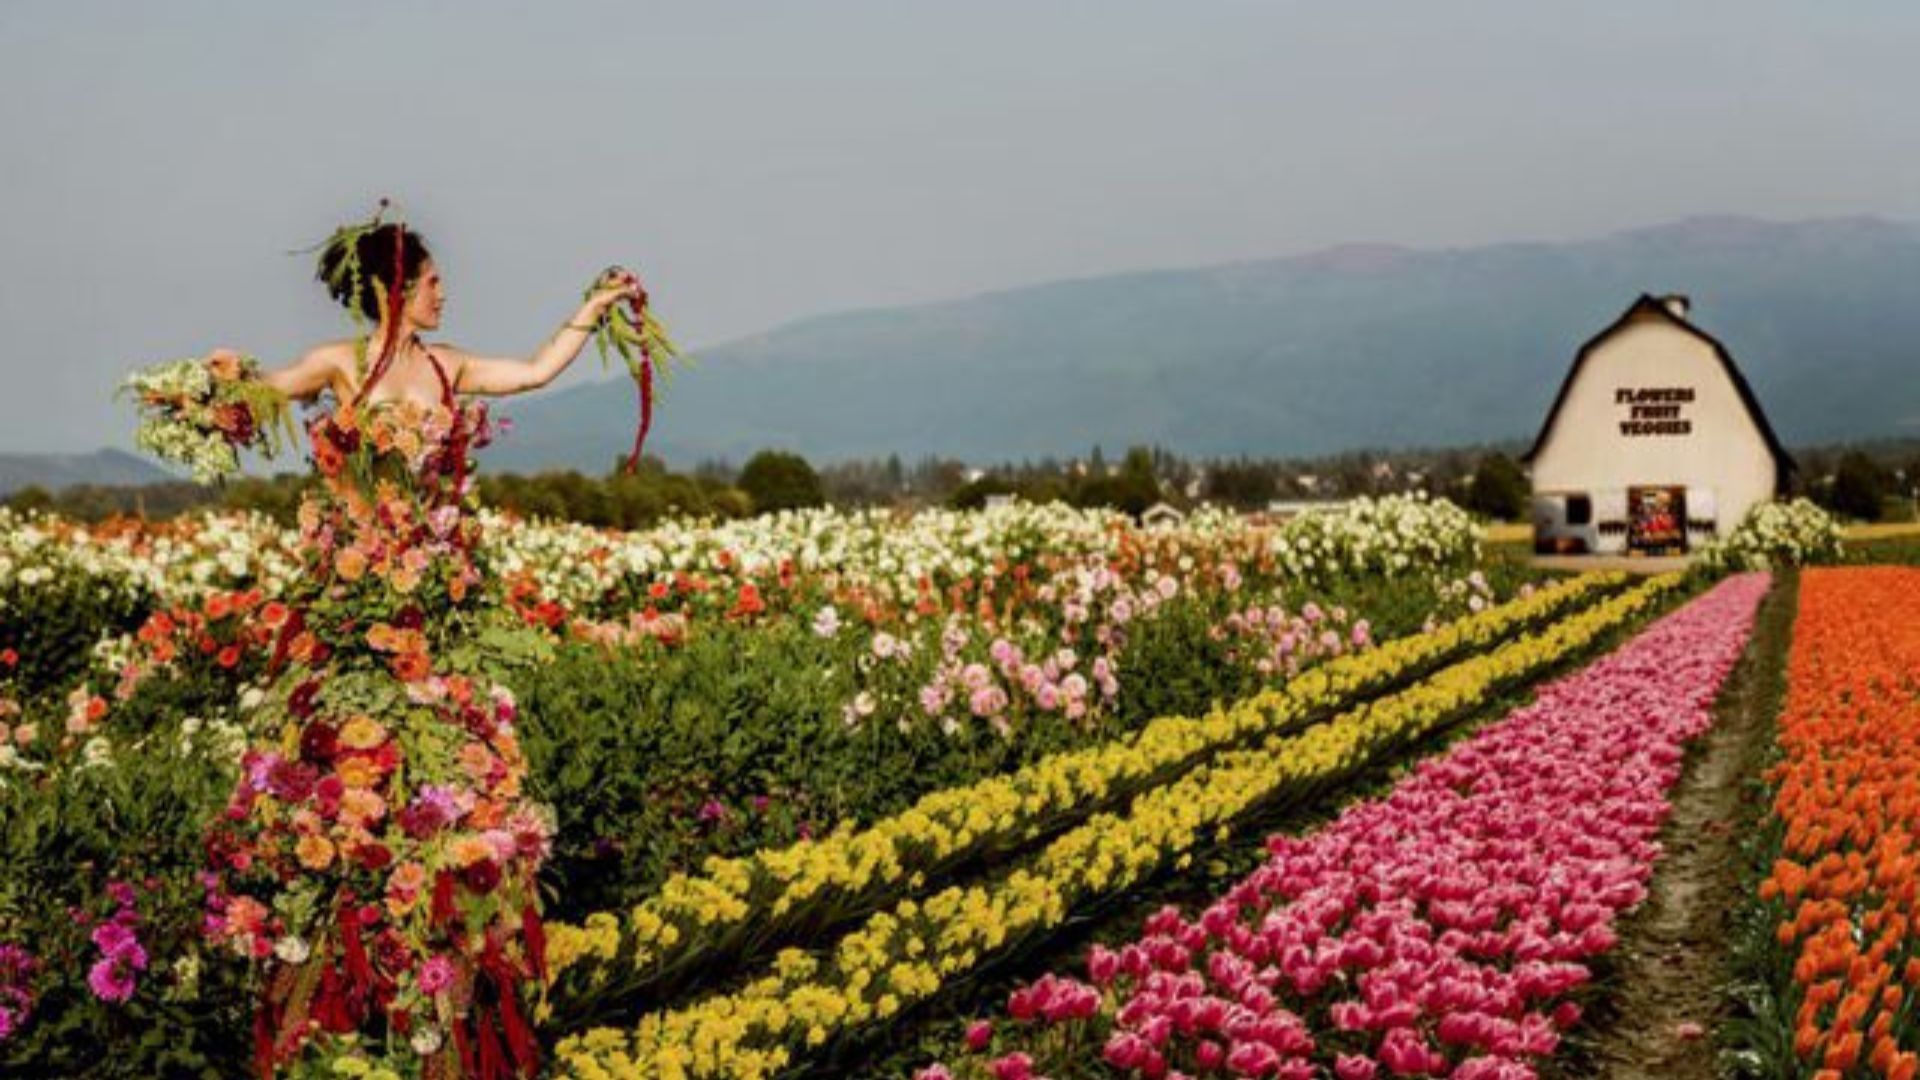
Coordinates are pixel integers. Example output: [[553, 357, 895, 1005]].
[[929, 572, 1770, 1080]]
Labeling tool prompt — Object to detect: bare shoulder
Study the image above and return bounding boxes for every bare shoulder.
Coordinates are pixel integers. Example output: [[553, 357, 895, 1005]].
[[422, 340, 473, 372], [301, 338, 359, 370]]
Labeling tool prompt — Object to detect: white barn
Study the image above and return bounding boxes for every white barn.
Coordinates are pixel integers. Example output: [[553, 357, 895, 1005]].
[[1524, 294, 1793, 556]]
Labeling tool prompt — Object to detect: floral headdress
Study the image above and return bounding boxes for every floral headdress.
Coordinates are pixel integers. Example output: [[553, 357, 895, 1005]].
[[303, 197, 416, 407]]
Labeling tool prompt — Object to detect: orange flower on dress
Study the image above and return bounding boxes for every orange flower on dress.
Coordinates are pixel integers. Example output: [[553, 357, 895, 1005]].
[[336, 548, 368, 582], [287, 631, 318, 664], [339, 714, 387, 751], [385, 861, 428, 916], [335, 755, 382, 790], [390, 651, 432, 683], [458, 742, 496, 783], [339, 789, 387, 827], [450, 835, 495, 868], [295, 833, 335, 870], [466, 799, 507, 830]]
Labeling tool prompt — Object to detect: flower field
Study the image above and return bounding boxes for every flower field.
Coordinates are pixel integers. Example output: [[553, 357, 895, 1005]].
[[920, 573, 1767, 1080], [1, 493, 1906, 1078]]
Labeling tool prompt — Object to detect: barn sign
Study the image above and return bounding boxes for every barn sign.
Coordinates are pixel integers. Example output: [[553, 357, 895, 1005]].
[[1614, 386, 1696, 437]]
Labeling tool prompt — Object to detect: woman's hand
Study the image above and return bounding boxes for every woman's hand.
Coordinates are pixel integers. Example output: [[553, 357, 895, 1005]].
[[585, 266, 644, 318]]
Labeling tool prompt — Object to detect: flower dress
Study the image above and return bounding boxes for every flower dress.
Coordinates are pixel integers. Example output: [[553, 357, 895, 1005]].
[[204, 338, 550, 1079]]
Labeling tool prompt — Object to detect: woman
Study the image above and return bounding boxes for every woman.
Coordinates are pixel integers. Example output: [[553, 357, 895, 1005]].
[[203, 217, 635, 1079]]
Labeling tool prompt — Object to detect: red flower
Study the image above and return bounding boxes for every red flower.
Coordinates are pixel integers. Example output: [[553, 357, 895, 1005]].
[[300, 721, 340, 762], [266, 760, 318, 803], [728, 583, 766, 620], [463, 859, 502, 895]]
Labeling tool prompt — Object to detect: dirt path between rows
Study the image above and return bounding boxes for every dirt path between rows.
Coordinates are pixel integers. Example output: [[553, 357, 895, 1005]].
[[1571, 574, 1796, 1080]]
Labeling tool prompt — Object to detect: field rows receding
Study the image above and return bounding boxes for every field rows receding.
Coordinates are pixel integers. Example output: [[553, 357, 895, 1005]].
[[550, 575, 1684, 1078], [540, 572, 1625, 1029]]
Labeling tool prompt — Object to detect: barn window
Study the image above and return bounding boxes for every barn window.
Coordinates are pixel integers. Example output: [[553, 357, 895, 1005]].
[[1565, 495, 1592, 525]]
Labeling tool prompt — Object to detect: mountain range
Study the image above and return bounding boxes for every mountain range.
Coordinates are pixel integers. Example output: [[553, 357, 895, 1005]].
[[0, 449, 171, 497], [10, 215, 1920, 495], [483, 214, 1920, 472]]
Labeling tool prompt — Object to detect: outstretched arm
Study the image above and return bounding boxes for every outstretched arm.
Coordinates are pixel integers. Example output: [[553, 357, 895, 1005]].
[[451, 273, 642, 397], [260, 345, 345, 403]]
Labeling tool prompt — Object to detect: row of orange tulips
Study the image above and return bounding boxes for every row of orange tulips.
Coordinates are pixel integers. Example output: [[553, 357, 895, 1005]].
[[1758, 567, 1920, 1079]]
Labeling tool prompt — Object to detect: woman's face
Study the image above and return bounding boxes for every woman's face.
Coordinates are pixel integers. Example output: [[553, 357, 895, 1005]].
[[405, 260, 445, 330]]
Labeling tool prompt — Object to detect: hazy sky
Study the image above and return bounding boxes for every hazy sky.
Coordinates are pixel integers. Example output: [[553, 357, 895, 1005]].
[[3, 1, 1917, 452]]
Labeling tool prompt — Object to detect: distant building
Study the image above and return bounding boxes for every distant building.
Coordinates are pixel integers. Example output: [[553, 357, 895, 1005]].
[[1142, 502, 1185, 528], [1524, 294, 1793, 556]]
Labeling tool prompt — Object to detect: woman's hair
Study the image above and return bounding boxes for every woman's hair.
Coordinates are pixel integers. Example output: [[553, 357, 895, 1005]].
[[315, 222, 433, 322]]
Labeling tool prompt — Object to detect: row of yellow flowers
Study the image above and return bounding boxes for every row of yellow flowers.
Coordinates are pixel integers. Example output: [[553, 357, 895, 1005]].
[[550, 574, 1680, 1080], [542, 573, 1625, 1019]]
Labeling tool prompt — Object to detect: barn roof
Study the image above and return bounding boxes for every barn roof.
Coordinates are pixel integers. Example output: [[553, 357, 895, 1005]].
[[1521, 294, 1796, 492]]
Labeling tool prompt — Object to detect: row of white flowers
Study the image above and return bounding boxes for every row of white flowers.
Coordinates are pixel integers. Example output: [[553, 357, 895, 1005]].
[[3, 497, 1479, 631]]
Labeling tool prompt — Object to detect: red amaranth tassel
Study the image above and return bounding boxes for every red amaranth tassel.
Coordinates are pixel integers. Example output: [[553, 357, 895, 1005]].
[[432, 870, 459, 929], [623, 351, 653, 474], [354, 216, 410, 407], [267, 607, 304, 676], [475, 1007, 506, 1080], [313, 963, 352, 1034], [339, 906, 372, 1022], [454, 1014, 477, 1078], [522, 904, 546, 982], [253, 998, 276, 1080], [498, 978, 538, 1078]]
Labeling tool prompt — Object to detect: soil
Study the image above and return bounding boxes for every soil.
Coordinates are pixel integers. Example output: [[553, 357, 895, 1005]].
[[1566, 573, 1796, 1079]]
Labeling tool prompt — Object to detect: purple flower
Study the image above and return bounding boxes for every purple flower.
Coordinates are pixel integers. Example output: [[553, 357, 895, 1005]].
[[0, 944, 37, 1043], [86, 956, 139, 1003], [697, 799, 728, 824], [90, 923, 136, 956], [419, 955, 455, 996]]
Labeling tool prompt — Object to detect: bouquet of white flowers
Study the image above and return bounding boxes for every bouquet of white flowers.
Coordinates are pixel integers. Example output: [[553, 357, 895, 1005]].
[[121, 350, 294, 483]]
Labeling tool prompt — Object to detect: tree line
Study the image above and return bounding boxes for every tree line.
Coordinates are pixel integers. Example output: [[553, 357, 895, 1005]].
[[8, 438, 1917, 527]]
